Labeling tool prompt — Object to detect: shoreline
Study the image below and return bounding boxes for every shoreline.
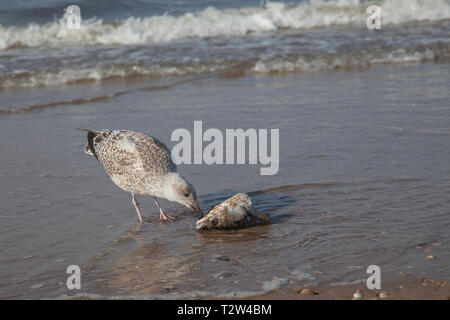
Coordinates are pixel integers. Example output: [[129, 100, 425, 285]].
[[245, 278, 450, 300]]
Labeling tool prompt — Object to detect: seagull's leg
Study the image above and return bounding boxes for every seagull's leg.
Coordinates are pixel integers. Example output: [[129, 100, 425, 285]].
[[131, 193, 144, 223], [153, 197, 175, 221]]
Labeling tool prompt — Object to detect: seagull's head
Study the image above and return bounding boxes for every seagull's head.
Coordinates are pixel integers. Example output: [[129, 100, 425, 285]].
[[164, 173, 203, 218]]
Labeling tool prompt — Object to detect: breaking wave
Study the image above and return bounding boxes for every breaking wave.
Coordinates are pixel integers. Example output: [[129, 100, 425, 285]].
[[0, 0, 449, 89], [1, 0, 449, 50]]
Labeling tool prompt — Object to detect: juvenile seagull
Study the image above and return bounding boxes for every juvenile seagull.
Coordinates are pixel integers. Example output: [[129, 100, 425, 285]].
[[78, 129, 203, 223]]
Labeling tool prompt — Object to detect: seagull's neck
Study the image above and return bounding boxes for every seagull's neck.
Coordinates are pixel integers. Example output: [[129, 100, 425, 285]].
[[143, 172, 180, 200]]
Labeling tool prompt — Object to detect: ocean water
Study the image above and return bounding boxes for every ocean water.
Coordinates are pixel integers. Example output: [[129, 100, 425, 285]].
[[0, 0, 449, 90], [0, 0, 449, 299]]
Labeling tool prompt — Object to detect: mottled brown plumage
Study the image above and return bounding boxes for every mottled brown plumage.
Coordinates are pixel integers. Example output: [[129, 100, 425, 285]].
[[84, 129, 176, 195], [78, 129, 202, 223]]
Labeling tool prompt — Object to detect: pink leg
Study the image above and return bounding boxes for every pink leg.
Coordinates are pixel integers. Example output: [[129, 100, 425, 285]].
[[153, 197, 175, 221], [131, 193, 144, 223]]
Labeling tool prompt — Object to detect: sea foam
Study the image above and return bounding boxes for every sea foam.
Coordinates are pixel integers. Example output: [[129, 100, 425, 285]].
[[1, 0, 449, 50]]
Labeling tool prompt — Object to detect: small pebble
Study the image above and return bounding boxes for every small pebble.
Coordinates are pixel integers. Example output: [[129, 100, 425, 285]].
[[378, 292, 389, 299], [299, 288, 315, 295], [426, 255, 435, 260], [352, 292, 363, 300]]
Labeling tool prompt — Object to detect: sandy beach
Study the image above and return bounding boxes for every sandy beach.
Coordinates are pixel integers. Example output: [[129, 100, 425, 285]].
[[250, 278, 450, 300]]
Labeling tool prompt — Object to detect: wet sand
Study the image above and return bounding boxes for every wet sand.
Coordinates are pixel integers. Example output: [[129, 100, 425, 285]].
[[249, 278, 450, 300]]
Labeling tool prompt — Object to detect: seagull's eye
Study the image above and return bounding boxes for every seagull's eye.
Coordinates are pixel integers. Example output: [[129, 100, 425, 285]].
[[183, 192, 190, 198]]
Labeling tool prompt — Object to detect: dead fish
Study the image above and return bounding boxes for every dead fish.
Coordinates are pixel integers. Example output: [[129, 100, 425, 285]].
[[196, 193, 270, 230]]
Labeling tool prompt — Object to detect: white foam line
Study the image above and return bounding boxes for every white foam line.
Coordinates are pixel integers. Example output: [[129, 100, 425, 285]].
[[53, 278, 289, 300], [1, 0, 449, 50]]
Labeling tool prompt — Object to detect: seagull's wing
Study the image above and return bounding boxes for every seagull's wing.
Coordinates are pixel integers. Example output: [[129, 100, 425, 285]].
[[119, 130, 177, 175], [88, 130, 176, 178]]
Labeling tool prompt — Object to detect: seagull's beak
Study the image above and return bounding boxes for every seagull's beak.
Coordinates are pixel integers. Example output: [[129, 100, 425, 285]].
[[190, 203, 203, 218]]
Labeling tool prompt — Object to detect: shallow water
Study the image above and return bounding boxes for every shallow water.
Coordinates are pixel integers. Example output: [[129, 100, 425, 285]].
[[0, 61, 449, 299]]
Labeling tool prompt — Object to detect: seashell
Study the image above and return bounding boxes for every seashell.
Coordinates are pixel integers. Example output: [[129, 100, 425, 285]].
[[196, 193, 270, 230], [299, 288, 316, 295]]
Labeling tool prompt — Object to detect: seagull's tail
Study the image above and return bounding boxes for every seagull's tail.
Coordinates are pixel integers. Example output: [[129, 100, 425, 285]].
[[75, 128, 101, 134], [75, 128, 101, 159]]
